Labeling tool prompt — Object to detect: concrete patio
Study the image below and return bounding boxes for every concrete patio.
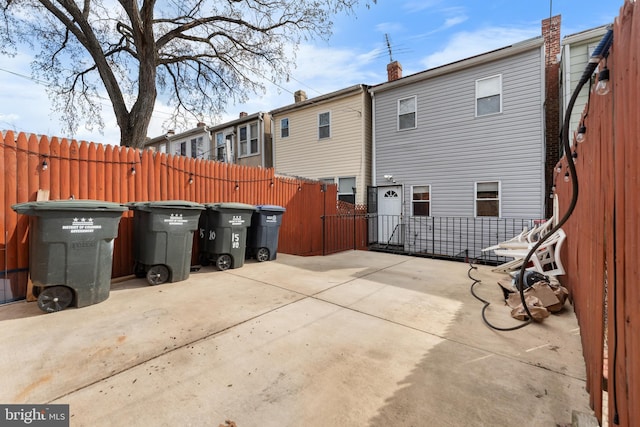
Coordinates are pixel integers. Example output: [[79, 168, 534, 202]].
[[0, 250, 592, 426]]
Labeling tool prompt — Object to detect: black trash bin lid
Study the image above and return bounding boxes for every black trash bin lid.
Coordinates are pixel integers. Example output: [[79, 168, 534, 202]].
[[256, 205, 286, 213], [127, 200, 204, 211], [204, 202, 256, 212], [12, 200, 128, 214]]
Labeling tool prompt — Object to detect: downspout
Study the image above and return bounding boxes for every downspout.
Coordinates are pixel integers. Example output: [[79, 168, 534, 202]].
[[540, 43, 547, 219], [371, 91, 377, 187], [270, 115, 276, 170], [259, 112, 265, 167]]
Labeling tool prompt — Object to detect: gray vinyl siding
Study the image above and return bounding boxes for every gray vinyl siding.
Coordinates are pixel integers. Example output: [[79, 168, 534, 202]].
[[374, 46, 545, 219]]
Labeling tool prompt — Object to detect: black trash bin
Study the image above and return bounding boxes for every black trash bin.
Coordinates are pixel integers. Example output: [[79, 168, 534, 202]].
[[11, 200, 127, 313], [247, 205, 286, 262], [199, 202, 256, 270], [128, 201, 204, 285]]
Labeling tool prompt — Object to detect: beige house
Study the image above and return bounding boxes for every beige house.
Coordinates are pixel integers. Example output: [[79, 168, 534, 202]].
[[560, 24, 610, 146], [145, 112, 273, 168], [270, 85, 372, 204], [208, 112, 273, 168]]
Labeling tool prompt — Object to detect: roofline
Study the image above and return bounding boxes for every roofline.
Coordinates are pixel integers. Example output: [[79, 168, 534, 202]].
[[270, 84, 368, 116], [146, 126, 209, 146], [561, 24, 610, 46], [369, 36, 544, 94], [208, 111, 265, 132]]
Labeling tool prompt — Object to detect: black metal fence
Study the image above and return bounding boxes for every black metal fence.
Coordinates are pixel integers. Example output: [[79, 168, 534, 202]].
[[367, 215, 540, 265]]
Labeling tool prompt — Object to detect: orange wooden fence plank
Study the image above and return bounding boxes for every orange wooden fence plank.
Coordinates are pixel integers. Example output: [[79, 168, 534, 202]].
[[15, 133, 30, 297], [78, 141, 89, 199], [4, 132, 19, 296], [27, 134, 40, 202], [87, 143, 97, 200], [49, 137, 60, 200], [0, 132, 6, 273], [38, 136, 50, 194], [69, 139, 80, 199], [59, 139, 71, 199]]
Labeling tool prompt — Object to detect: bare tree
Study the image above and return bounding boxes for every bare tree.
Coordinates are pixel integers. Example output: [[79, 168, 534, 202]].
[[0, 0, 374, 147]]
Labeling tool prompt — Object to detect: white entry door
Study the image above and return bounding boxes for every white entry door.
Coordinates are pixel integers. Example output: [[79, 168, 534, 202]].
[[377, 186, 402, 245]]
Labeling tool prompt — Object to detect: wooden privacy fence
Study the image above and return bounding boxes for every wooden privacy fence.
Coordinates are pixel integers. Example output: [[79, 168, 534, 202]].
[[555, 1, 638, 426], [0, 130, 348, 303]]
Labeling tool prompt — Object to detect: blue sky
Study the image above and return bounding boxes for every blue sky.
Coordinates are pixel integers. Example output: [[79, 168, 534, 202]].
[[0, 0, 622, 145]]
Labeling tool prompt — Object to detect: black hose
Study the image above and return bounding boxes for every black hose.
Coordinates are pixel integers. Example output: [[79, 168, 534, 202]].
[[472, 26, 614, 329]]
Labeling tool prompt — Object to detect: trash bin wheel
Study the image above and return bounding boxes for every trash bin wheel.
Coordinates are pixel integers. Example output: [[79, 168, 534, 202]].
[[199, 253, 211, 267], [147, 265, 170, 285], [215, 254, 232, 271], [37, 286, 74, 313], [134, 262, 147, 278], [256, 247, 270, 262]]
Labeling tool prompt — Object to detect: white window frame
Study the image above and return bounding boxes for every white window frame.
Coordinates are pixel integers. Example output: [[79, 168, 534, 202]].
[[190, 136, 205, 159], [474, 181, 501, 217], [215, 132, 225, 162], [238, 122, 260, 157], [475, 74, 502, 117], [411, 185, 431, 217], [281, 118, 289, 138], [397, 96, 417, 131], [174, 140, 187, 157], [318, 111, 331, 139], [337, 176, 356, 203]]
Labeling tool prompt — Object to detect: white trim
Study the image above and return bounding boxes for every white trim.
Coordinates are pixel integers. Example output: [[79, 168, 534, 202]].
[[371, 94, 377, 186], [411, 184, 431, 216], [280, 117, 290, 138], [397, 95, 417, 131], [318, 111, 331, 139], [238, 120, 261, 158], [474, 181, 501, 218], [475, 74, 502, 117]]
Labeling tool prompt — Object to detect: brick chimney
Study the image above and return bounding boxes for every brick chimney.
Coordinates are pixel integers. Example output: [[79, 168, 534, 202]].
[[387, 60, 402, 82], [542, 14, 561, 218], [294, 90, 307, 103], [196, 121, 206, 128], [239, 112, 248, 118]]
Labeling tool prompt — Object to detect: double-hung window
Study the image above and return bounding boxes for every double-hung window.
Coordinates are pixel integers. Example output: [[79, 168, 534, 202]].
[[238, 122, 260, 157], [281, 118, 289, 138], [318, 112, 331, 139], [475, 181, 500, 217], [398, 96, 417, 130], [250, 123, 258, 154], [175, 141, 186, 157], [190, 136, 204, 159], [476, 75, 502, 116], [215, 132, 225, 162], [412, 185, 431, 216]]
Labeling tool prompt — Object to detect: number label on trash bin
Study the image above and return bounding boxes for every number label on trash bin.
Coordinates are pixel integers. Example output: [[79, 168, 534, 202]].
[[232, 233, 240, 249], [229, 215, 245, 226]]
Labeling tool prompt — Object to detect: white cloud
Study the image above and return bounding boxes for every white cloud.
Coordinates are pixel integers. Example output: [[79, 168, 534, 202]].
[[2, 41, 385, 143], [402, 0, 442, 13], [443, 16, 468, 29], [420, 26, 539, 69]]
